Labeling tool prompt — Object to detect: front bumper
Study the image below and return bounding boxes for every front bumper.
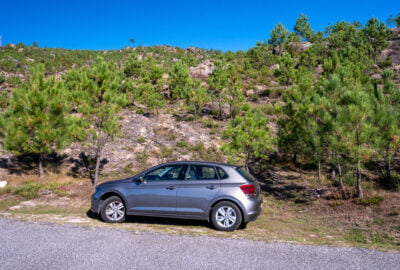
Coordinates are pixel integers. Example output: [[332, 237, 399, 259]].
[[91, 194, 100, 214]]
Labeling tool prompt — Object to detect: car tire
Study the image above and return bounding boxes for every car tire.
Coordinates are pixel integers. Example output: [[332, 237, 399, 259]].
[[101, 196, 126, 223], [211, 201, 242, 231]]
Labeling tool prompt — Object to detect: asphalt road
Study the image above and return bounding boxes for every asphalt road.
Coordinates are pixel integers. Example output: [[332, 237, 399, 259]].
[[0, 218, 399, 270]]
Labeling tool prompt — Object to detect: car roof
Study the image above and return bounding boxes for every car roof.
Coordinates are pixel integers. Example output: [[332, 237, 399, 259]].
[[159, 160, 239, 168]]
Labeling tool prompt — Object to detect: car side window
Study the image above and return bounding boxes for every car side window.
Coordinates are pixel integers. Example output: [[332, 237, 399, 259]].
[[186, 165, 217, 180], [144, 165, 185, 181], [216, 167, 229, 179]]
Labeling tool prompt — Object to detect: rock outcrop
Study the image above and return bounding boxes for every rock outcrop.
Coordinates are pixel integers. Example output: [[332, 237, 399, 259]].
[[189, 60, 215, 79]]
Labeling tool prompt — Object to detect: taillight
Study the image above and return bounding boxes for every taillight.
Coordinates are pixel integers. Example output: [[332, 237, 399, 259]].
[[240, 184, 256, 196]]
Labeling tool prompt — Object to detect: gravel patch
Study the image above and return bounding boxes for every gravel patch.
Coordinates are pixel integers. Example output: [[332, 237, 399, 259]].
[[0, 218, 399, 270]]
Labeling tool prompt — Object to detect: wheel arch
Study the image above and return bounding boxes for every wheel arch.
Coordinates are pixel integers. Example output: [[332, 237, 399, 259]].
[[208, 197, 245, 222], [98, 191, 128, 212]]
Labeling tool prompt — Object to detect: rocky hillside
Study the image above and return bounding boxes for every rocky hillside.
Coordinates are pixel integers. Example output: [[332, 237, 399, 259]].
[[0, 19, 400, 196]]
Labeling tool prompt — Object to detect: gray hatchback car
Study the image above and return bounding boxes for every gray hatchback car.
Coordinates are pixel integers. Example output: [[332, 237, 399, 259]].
[[91, 161, 263, 231]]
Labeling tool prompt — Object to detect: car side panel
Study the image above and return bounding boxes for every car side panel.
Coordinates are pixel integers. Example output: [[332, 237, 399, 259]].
[[176, 180, 220, 218], [125, 180, 178, 215]]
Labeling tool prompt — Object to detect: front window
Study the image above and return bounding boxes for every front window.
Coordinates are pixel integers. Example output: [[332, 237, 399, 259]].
[[144, 165, 186, 181]]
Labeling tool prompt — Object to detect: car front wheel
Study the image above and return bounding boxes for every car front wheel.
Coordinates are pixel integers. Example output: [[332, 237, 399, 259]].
[[101, 196, 126, 223], [211, 201, 242, 231]]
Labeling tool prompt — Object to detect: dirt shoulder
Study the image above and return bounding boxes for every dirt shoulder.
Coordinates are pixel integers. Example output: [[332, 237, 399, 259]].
[[0, 171, 399, 252]]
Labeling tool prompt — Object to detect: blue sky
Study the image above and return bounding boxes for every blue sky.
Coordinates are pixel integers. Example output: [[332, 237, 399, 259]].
[[1, 0, 398, 51]]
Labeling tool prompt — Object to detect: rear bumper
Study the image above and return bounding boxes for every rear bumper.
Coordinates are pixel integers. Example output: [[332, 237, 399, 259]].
[[243, 195, 263, 223]]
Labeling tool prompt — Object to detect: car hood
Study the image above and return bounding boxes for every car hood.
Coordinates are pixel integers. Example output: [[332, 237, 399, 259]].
[[98, 177, 132, 187]]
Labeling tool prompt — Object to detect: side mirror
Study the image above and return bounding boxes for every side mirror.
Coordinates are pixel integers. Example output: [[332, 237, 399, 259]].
[[135, 176, 146, 184]]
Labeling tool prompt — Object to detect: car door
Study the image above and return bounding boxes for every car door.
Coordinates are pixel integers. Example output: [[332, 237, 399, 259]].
[[176, 164, 220, 218], [126, 164, 186, 216]]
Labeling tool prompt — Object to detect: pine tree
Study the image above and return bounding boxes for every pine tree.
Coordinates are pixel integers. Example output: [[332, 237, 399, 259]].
[[169, 61, 192, 100], [226, 65, 245, 118], [318, 74, 347, 190], [339, 85, 375, 198], [277, 52, 296, 86], [372, 69, 400, 187], [139, 83, 165, 116], [186, 79, 209, 118], [124, 54, 143, 78], [278, 68, 314, 164], [2, 64, 72, 179], [65, 58, 126, 189], [363, 17, 391, 61], [294, 14, 315, 42], [222, 107, 273, 172], [208, 61, 229, 119], [268, 23, 291, 55]]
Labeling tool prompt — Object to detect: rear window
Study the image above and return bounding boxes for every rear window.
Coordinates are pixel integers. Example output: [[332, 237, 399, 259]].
[[216, 167, 229, 179], [187, 165, 218, 180], [235, 167, 256, 182]]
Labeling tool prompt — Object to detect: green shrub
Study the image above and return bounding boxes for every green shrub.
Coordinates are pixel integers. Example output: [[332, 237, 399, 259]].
[[354, 196, 384, 206], [136, 108, 145, 114], [11, 181, 71, 199], [13, 182, 41, 199], [202, 118, 219, 129], [176, 140, 188, 148], [137, 137, 146, 143], [136, 152, 149, 163], [0, 73, 5, 85], [378, 172, 400, 191], [345, 229, 395, 244], [249, 94, 259, 102]]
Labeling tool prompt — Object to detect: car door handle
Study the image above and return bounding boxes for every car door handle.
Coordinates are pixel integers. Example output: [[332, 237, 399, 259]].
[[166, 186, 176, 190], [206, 185, 215, 190]]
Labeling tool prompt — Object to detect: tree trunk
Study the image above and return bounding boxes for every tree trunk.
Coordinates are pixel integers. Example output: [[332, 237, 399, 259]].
[[385, 160, 391, 179], [331, 165, 336, 181], [338, 163, 345, 191], [356, 159, 363, 198], [218, 101, 223, 120], [38, 153, 45, 180], [318, 159, 321, 182], [93, 152, 101, 191], [292, 153, 297, 164], [244, 150, 249, 173]]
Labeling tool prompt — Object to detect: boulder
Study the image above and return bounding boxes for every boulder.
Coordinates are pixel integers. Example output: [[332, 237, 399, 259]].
[[288, 42, 312, 52], [187, 47, 201, 53], [270, 64, 280, 71], [315, 64, 324, 75], [189, 60, 215, 79], [379, 38, 400, 65], [0, 181, 7, 188], [202, 101, 230, 118], [371, 73, 381, 80], [245, 89, 255, 96], [269, 80, 279, 86]]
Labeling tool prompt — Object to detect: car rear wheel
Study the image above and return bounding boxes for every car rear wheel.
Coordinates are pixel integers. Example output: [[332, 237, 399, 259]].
[[211, 201, 242, 231], [101, 196, 126, 223]]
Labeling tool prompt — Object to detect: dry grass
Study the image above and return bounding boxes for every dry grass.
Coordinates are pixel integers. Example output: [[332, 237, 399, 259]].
[[0, 171, 399, 252]]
